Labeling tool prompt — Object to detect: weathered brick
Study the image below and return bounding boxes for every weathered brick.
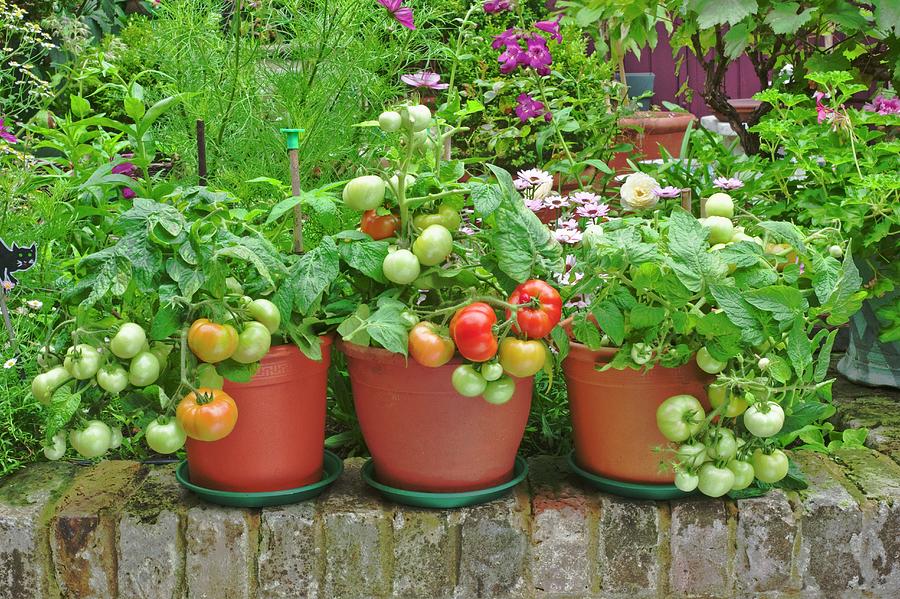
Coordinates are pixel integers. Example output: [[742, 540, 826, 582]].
[[528, 457, 594, 596], [0, 462, 75, 599], [118, 465, 189, 599], [834, 448, 900, 595], [393, 509, 457, 598], [185, 503, 257, 599], [735, 490, 797, 594], [792, 451, 864, 598], [597, 494, 661, 597], [51, 460, 145, 599], [669, 498, 730, 598], [320, 458, 391, 599], [257, 502, 320, 599], [458, 486, 530, 598]]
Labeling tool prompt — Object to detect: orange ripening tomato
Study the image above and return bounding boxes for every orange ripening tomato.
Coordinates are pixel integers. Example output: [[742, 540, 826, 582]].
[[176, 388, 239, 442], [361, 209, 400, 240], [188, 319, 239, 363], [408, 322, 455, 367]]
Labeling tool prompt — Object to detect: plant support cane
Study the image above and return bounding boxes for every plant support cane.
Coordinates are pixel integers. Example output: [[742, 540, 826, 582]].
[[281, 128, 305, 253]]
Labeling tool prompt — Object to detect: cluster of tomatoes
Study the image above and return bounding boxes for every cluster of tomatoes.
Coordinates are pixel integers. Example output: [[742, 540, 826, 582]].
[[657, 386, 788, 497], [34, 321, 166, 460], [407, 280, 562, 405]]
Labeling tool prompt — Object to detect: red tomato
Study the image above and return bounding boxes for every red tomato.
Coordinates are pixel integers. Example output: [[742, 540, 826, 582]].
[[450, 303, 498, 362], [408, 322, 455, 367], [507, 280, 562, 339], [176, 388, 239, 442], [361, 210, 400, 240]]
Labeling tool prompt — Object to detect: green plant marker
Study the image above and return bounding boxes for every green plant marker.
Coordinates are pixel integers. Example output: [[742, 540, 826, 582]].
[[280, 128, 306, 253]]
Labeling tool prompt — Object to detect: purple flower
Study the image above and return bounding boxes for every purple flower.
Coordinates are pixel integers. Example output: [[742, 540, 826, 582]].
[[576, 203, 610, 219], [515, 93, 549, 123], [713, 177, 744, 191], [515, 168, 553, 188], [553, 228, 582, 244], [400, 71, 449, 90], [524, 198, 545, 212], [498, 44, 523, 74], [565, 298, 589, 309], [460, 225, 477, 236], [653, 186, 682, 198], [0, 119, 18, 144], [492, 28, 519, 50], [483, 0, 511, 13], [523, 34, 552, 75], [376, 0, 415, 30], [864, 95, 900, 115], [560, 218, 579, 230], [122, 187, 136, 200], [112, 161, 138, 177], [567, 191, 599, 205], [514, 179, 531, 191], [535, 18, 562, 43]]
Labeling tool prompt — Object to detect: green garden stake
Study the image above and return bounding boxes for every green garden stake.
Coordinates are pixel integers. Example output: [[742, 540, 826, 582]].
[[281, 128, 305, 253]]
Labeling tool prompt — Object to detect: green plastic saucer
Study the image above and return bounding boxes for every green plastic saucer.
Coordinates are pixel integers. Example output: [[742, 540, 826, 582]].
[[176, 450, 343, 508], [361, 457, 528, 509], [566, 451, 693, 501]]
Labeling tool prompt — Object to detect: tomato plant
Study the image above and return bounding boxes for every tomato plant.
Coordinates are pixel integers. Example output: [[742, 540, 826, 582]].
[[128, 351, 161, 387], [450, 303, 498, 362], [751, 449, 789, 483], [695, 347, 726, 374], [188, 319, 239, 363], [743, 402, 785, 438], [507, 280, 562, 339], [482, 376, 516, 405], [704, 192, 734, 218], [697, 463, 735, 497], [408, 322, 455, 367], [176, 388, 239, 442], [343, 175, 386, 211], [96, 365, 129, 394], [31, 366, 74, 405], [64, 344, 102, 380]]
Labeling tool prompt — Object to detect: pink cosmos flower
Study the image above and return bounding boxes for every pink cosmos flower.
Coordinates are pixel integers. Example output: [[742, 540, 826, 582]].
[[535, 18, 562, 43], [0, 119, 18, 144], [653, 186, 682, 198], [483, 0, 512, 13], [576, 203, 610, 219], [515, 93, 550, 123], [568, 191, 600, 205], [713, 177, 744, 191], [401, 71, 449, 90], [376, 0, 415, 30], [864, 95, 900, 115], [544, 195, 568, 209], [560, 218, 579, 230], [813, 91, 836, 125], [524, 198, 545, 212]]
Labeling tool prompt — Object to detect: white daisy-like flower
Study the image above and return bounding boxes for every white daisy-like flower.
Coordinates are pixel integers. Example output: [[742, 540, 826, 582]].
[[14, 306, 28, 315], [524, 198, 545, 212], [553, 228, 583, 244], [544, 195, 569, 209], [514, 179, 530, 191], [26, 299, 43, 310], [1, 280, 14, 291], [3, 358, 17, 369], [560, 218, 580, 230], [568, 191, 600, 205], [576, 203, 611, 219], [516, 168, 553, 187]]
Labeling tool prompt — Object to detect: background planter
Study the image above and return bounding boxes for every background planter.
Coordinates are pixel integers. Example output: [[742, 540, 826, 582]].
[[562, 342, 712, 484], [625, 72, 656, 111], [609, 111, 697, 172], [186, 339, 333, 492], [838, 294, 900, 389], [338, 341, 532, 493]]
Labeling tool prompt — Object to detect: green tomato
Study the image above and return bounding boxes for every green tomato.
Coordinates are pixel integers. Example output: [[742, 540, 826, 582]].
[[232, 321, 272, 364], [481, 362, 504, 382], [343, 175, 386, 211], [705, 192, 734, 218], [109, 323, 147, 359], [32, 366, 74, 405], [656, 394, 706, 442], [43, 433, 66, 461], [708, 383, 748, 418], [696, 347, 726, 374], [437, 205, 461, 230], [697, 463, 736, 497], [703, 215, 734, 245], [743, 402, 785, 438], [630, 343, 653, 365], [96, 365, 129, 394], [197, 363, 225, 390], [64, 344, 102, 380], [676, 442, 709, 469], [412, 224, 453, 267], [705, 428, 738, 461], [378, 110, 402, 132], [109, 427, 123, 449], [383, 249, 421, 285], [406, 104, 432, 132], [452, 365, 487, 397], [388, 174, 417, 198], [69, 420, 112, 459], [128, 351, 161, 387], [674, 468, 699, 492], [727, 459, 755, 490], [483, 376, 516, 405], [247, 298, 281, 334], [751, 448, 789, 484], [828, 245, 843, 259], [145, 418, 187, 454]]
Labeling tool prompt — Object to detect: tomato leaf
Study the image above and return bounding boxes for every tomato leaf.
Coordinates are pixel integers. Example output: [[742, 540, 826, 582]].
[[216, 359, 259, 383], [43, 386, 81, 442], [592, 300, 625, 346], [338, 239, 389, 283]]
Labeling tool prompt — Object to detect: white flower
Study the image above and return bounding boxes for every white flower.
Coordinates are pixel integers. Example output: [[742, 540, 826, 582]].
[[515, 168, 554, 200], [14, 306, 28, 315], [1, 280, 14, 291], [620, 172, 660, 211], [544, 195, 568, 209], [553, 228, 583, 244], [560, 218, 580, 230], [568, 191, 600, 205], [26, 299, 43, 310], [3, 358, 17, 369]]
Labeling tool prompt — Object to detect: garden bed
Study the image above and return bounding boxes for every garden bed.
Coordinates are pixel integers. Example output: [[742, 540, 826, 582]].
[[2, 365, 898, 599]]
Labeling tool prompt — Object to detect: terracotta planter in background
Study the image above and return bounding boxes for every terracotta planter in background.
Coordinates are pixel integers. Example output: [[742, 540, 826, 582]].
[[562, 342, 712, 484], [609, 111, 698, 172], [186, 338, 333, 492], [338, 341, 532, 493]]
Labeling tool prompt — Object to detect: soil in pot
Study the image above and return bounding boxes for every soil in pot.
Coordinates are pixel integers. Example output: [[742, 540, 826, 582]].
[[563, 342, 712, 484], [338, 340, 532, 493], [186, 339, 333, 493]]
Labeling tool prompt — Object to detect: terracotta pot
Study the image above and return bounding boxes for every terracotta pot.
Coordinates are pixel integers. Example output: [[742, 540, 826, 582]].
[[562, 342, 712, 484], [186, 338, 332, 492], [716, 99, 762, 124], [609, 111, 698, 172], [338, 341, 533, 492]]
